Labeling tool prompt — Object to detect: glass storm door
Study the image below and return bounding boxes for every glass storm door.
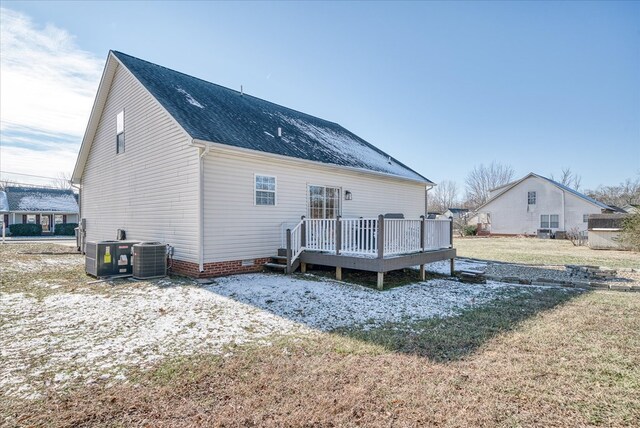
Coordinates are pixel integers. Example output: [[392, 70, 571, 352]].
[[308, 185, 341, 219], [41, 215, 50, 233]]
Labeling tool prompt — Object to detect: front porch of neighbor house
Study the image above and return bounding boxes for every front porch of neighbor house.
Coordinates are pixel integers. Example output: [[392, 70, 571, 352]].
[[280, 215, 456, 289]]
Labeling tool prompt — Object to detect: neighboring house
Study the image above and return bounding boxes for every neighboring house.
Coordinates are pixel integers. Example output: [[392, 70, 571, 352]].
[[588, 214, 631, 250], [1, 187, 79, 234], [443, 208, 469, 219], [476, 173, 613, 236], [72, 51, 453, 280]]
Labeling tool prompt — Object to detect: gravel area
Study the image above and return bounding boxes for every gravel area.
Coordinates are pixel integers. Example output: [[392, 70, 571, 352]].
[[426, 258, 640, 289]]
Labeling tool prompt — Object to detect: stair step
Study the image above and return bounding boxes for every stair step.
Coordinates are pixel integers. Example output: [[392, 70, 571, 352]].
[[264, 262, 287, 270], [271, 255, 287, 262]]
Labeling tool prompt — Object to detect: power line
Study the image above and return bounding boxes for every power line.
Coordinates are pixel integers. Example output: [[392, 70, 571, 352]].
[[0, 171, 67, 181]]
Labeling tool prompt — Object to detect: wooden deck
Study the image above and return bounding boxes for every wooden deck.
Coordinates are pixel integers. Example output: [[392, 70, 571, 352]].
[[284, 215, 456, 289]]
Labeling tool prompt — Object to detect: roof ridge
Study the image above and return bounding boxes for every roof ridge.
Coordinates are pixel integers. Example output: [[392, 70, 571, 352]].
[[111, 50, 343, 128]]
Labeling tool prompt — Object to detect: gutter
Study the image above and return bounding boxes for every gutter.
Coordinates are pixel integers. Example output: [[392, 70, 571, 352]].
[[198, 144, 210, 272]]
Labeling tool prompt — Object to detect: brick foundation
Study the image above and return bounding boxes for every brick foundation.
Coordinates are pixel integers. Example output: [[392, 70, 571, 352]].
[[171, 257, 271, 278]]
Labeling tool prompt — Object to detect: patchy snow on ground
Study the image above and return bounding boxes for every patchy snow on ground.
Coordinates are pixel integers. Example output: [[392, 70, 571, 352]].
[[2, 255, 83, 273], [210, 274, 507, 331], [1, 271, 560, 399]]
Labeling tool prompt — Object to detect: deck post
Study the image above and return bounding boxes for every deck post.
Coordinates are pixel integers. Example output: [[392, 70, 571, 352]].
[[419, 264, 425, 280], [420, 215, 425, 252], [286, 228, 292, 274], [336, 266, 342, 280], [301, 262, 307, 273], [300, 215, 306, 247], [377, 272, 384, 290], [450, 258, 455, 276], [449, 216, 454, 248], [377, 214, 385, 259], [335, 215, 342, 256]]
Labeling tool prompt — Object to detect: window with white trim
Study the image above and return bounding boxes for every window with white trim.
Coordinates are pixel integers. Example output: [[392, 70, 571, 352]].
[[26, 214, 36, 224], [54, 214, 64, 224], [527, 191, 536, 205], [540, 214, 559, 228], [255, 175, 276, 205], [116, 110, 125, 154], [309, 185, 341, 219], [583, 214, 589, 223]]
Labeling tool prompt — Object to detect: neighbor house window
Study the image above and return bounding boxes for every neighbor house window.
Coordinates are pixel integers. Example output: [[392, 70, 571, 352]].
[[255, 175, 276, 205], [541, 214, 559, 228], [26, 214, 36, 224], [116, 110, 125, 153], [583, 214, 589, 223], [528, 191, 536, 205], [54, 215, 64, 224], [540, 215, 549, 228]]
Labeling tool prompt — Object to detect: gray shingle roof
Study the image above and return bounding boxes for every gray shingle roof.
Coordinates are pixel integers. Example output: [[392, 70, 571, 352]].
[[4, 187, 79, 212], [112, 51, 431, 183]]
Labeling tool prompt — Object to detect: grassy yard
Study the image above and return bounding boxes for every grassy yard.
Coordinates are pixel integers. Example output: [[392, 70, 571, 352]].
[[2, 243, 639, 427], [454, 236, 640, 269]]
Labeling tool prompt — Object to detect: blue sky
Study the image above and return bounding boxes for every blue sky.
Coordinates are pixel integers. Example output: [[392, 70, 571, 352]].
[[1, 1, 638, 193]]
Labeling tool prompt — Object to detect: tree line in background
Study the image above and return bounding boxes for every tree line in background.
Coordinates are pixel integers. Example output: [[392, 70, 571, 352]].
[[429, 162, 640, 213]]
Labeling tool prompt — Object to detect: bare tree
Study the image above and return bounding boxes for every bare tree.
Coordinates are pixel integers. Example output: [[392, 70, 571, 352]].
[[0, 179, 16, 190], [551, 168, 582, 191], [586, 177, 640, 208], [50, 172, 72, 190], [429, 180, 459, 213], [464, 162, 515, 208]]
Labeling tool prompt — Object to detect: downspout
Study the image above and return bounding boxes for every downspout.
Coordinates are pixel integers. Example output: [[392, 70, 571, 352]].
[[561, 188, 566, 231], [70, 180, 82, 249], [425, 184, 434, 217], [198, 145, 210, 272]]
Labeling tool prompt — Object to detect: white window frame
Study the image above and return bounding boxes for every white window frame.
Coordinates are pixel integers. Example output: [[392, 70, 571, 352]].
[[26, 214, 36, 224], [540, 214, 549, 228], [307, 184, 342, 219], [254, 174, 277, 206], [116, 110, 125, 154], [54, 214, 64, 224], [583, 214, 589, 223], [527, 191, 536, 205], [540, 214, 560, 229]]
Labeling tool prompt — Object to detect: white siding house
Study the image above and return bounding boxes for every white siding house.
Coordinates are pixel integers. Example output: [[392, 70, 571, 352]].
[[72, 51, 444, 278], [477, 173, 612, 236]]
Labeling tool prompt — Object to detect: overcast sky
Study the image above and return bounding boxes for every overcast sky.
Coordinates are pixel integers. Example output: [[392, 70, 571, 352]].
[[1, 1, 638, 191]]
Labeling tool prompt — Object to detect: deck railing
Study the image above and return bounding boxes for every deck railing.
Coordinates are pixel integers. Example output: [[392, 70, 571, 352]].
[[292, 215, 452, 259]]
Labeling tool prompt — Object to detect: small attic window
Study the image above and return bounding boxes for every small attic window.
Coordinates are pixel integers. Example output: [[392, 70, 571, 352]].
[[116, 110, 125, 154]]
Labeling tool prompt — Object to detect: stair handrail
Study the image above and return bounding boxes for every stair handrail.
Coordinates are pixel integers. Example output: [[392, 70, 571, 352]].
[[286, 218, 305, 273]]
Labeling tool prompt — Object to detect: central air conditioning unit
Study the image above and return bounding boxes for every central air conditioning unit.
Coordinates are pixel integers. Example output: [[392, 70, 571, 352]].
[[85, 240, 139, 278], [132, 242, 167, 279]]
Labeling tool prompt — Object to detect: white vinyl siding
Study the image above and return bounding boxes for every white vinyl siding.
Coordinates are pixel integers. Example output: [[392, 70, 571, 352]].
[[203, 148, 426, 263], [81, 62, 199, 262]]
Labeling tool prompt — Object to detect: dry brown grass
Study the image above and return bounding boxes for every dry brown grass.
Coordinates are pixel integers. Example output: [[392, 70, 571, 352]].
[[4, 288, 639, 428], [454, 236, 640, 269]]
